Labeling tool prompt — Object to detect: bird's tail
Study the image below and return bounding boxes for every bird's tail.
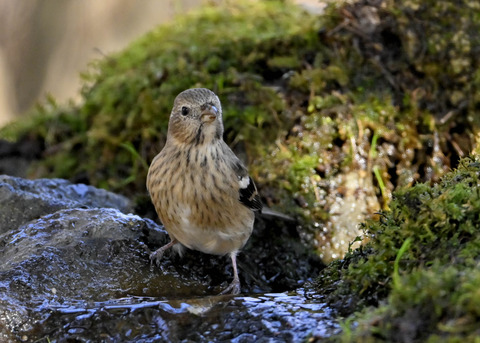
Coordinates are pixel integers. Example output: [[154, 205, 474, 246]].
[[260, 207, 296, 222]]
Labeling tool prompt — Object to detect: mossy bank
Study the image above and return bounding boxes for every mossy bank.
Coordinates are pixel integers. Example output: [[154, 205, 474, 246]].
[[2, 0, 479, 261], [314, 155, 480, 342]]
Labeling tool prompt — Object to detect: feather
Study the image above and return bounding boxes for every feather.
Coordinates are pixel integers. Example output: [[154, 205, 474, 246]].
[[260, 207, 295, 221], [238, 175, 263, 211], [230, 159, 262, 211]]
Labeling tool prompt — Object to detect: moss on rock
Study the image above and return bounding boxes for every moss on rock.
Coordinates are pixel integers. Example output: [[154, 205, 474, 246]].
[[315, 156, 480, 341], [1, 0, 479, 262]]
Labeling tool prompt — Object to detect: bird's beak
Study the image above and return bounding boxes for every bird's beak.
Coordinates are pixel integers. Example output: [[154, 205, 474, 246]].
[[200, 105, 218, 123]]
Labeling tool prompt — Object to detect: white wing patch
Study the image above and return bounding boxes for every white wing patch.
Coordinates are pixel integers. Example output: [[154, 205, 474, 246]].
[[238, 176, 250, 189]]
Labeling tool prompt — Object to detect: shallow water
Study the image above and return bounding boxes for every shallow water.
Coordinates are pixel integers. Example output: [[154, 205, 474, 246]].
[[41, 289, 339, 342]]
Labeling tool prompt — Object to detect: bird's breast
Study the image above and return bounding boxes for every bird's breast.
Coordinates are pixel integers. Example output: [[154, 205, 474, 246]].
[[147, 143, 254, 255]]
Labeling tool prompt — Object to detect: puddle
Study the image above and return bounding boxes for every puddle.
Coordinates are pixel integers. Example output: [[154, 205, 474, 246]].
[[31, 289, 339, 342]]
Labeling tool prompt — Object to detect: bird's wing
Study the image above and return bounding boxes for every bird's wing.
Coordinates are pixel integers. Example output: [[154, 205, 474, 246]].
[[232, 159, 263, 212]]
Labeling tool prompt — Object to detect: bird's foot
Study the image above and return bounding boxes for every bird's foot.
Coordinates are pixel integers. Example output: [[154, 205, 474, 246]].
[[150, 239, 177, 267], [149, 248, 166, 267], [219, 278, 241, 295]]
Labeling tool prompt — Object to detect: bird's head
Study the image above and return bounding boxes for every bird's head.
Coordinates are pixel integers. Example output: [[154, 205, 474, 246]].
[[167, 88, 224, 146]]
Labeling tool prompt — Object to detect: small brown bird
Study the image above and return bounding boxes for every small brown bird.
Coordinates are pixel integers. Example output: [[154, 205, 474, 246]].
[[147, 88, 262, 294]]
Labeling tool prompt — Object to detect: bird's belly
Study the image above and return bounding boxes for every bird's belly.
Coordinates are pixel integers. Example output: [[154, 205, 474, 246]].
[[168, 205, 254, 256], [178, 226, 250, 255]]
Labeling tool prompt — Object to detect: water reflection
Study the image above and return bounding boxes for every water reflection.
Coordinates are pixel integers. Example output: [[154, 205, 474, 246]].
[[46, 289, 340, 342]]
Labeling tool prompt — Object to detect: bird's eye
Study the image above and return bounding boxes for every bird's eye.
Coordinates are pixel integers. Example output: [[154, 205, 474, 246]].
[[181, 106, 190, 116]]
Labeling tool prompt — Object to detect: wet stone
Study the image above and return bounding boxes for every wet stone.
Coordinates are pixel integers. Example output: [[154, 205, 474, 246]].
[[0, 176, 335, 341], [33, 290, 339, 342], [0, 175, 132, 234]]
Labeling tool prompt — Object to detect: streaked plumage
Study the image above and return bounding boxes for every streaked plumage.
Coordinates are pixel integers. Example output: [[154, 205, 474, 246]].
[[147, 88, 262, 294]]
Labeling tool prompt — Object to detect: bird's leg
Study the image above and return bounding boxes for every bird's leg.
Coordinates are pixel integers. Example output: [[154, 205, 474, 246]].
[[150, 238, 177, 266], [219, 252, 241, 295]]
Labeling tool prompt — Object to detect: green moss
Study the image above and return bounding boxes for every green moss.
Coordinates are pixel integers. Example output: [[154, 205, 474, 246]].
[[1, 0, 479, 262], [317, 157, 480, 341], [256, 0, 480, 259], [1, 0, 321, 195]]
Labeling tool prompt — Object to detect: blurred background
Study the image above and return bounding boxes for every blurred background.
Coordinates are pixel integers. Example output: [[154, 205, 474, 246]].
[[0, 0, 323, 128], [0, 0, 203, 127]]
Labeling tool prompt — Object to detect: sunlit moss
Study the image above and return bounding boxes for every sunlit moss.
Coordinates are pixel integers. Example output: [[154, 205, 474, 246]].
[[0, 0, 479, 263], [318, 156, 480, 341], [1, 0, 321, 196]]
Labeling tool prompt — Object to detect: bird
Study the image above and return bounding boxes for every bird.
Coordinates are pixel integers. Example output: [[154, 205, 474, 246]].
[[146, 88, 263, 295]]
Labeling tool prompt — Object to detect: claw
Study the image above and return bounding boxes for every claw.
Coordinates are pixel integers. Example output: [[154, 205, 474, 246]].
[[149, 239, 177, 267], [149, 249, 164, 266], [219, 278, 241, 295], [219, 252, 241, 295]]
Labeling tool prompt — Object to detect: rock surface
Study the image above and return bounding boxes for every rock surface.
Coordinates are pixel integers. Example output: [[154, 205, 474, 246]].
[[0, 175, 132, 234], [0, 175, 329, 341]]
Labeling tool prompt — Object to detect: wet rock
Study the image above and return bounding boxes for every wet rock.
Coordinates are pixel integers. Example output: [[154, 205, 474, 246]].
[[241, 214, 324, 293], [0, 175, 132, 234], [0, 207, 211, 342], [38, 290, 340, 342], [315, 170, 380, 262], [0, 176, 327, 341]]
